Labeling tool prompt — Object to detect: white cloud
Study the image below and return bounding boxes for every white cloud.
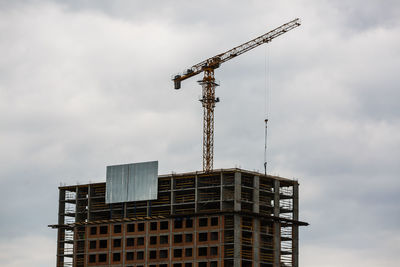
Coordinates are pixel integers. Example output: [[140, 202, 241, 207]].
[[301, 235, 400, 267], [0, 235, 55, 267]]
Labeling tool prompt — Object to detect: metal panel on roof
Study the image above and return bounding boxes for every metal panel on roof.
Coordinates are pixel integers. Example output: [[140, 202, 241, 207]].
[[105, 164, 128, 203], [127, 161, 158, 201], [105, 161, 158, 204]]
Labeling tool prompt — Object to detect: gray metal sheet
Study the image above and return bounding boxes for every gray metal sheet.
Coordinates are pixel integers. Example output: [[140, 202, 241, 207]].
[[106, 164, 128, 203], [106, 161, 158, 204]]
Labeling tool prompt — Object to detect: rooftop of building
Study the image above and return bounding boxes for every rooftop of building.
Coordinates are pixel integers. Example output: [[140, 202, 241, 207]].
[[59, 167, 297, 190]]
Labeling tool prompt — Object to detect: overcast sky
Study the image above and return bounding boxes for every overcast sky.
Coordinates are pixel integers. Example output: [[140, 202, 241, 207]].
[[0, 0, 399, 266]]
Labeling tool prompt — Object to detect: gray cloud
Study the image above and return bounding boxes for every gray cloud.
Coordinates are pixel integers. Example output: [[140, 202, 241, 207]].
[[0, 0, 399, 266]]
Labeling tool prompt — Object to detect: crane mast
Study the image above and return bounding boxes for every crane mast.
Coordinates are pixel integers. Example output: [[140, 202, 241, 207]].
[[173, 18, 301, 172]]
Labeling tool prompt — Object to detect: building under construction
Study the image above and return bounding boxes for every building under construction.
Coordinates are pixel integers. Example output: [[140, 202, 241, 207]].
[[50, 18, 307, 267], [50, 162, 307, 267]]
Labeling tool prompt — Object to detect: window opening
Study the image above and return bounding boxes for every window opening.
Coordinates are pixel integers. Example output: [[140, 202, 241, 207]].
[[113, 239, 121, 247], [127, 224, 135, 232], [174, 234, 183, 243], [185, 248, 193, 257], [114, 225, 122, 233], [174, 249, 183, 258], [199, 218, 208, 227], [99, 226, 108, 234], [98, 254, 107, 262], [99, 240, 107, 249]]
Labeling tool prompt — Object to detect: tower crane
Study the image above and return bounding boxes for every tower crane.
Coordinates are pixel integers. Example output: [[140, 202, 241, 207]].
[[172, 18, 301, 172]]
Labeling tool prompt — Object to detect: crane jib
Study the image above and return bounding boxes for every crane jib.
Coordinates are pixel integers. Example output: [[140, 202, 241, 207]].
[[172, 18, 301, 86]]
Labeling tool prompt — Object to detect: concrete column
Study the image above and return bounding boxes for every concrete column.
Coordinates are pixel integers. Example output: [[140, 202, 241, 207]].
[[220, 172, 223, 211], [57, 189, 66, 267], [73, 187, 78, 267], [122, 221, 126, 266], [170, 176, 174, 214], [273, 180, 281, 267], [84, 226, 89, 267], [85, 186, 91, 267], [253, 218, 260, 267], [234, 172, 242, 267], [169, 218, 172, 266], [234, 213, 241, 267], [87, 185, 91, 221], [273, 180, 280, 216], [219, 215, 223, 266], [195, 174, 198, 212], [108, 222, 112, 266], [234, 172, 241, 212], [145, 221, 149, 266], [194, 216, 198, 261], [253, 176, 260, 213], [292, 182, 299, 267]]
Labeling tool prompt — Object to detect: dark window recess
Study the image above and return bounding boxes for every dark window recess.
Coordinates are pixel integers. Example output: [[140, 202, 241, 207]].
[[199, 218, 208, 227], [149, 250, 157, 259], [174, 219, 183, 229], [99, 240, 107, 248], [113, 253, 121, 262], [90, 227, 97, 235], [126, 238, 134, 247], [199, 232, 208, 242], [186, 218, 193, 228], [126, 252, 134, 261], [98, 254, 107, 262], [211, 217, 219, 226], [199, 262, 207, 267], [210, 261, 218, 267], [160, 264, 168, 267], [159, 250, 168, 258], [127, 223, 135, 232], [185, 248, 193, 257], [160, 221, 168, 230], [150, 265, 157, 267], [113, 239, 121, 247], [137, 265, 144, 267], [150, 222, 157, 231], [211, 232, 219, 241], [150, 236, 157, 245], [174, 234, 183, 243], [89, 254, 96, 263], [174, 249, 183, 258], [224, 259, 234, 267], [114, 224, 122, 233], [89, 240, 96, 249], [138, 223, 145, 231], [173, 264, 182, 267], [137, 251, 144, 260], [160, 235, 168, 244], [198, 247, 207, 256], [210, 246, 218, 255], [185, 233, 193, 242], [185, 263, 192, 267], [99, 226, 108, 234], [137, 237, 144, 246]]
